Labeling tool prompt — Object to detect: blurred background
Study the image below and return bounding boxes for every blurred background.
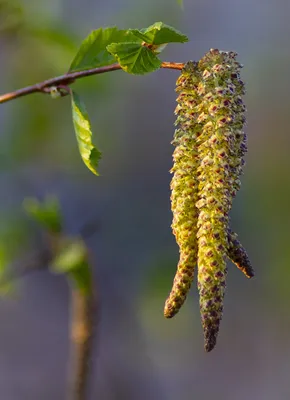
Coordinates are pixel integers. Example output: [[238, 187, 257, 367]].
[[0, 0, 290, 399]]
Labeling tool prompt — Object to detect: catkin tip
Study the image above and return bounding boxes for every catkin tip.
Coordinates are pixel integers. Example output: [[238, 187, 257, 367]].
[[227, 230, 255, 278], [244, 268, 255, 279], [204, 326, 219, 352], [164, 305, 176, 319]]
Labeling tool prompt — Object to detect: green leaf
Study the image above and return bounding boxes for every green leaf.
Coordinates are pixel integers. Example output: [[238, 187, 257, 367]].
[[106, 42, 161, 75], [129, 22, 188, 46], [23, 196, 62, 233], [51, 238, 87, 273], [69, 263, 92, 294], [69, 27, 139, 72], [51, 238, 91, 293], [71, 91, 101, 175]]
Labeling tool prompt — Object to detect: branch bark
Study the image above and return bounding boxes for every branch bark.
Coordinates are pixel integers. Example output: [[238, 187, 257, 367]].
[[0, 62, 184, 104]]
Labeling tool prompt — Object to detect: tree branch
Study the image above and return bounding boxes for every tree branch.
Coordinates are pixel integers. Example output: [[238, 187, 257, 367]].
[[0, 62, 184, 104], [68, 282, 97, 400]]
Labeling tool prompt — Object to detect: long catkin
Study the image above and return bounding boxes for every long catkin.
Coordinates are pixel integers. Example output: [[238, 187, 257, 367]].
[[196, 49, 247, 351], [165, 50, 251, 352], [164, 62, 201, 318]]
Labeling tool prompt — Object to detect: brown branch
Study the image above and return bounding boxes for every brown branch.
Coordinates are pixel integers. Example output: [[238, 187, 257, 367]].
[[0, 62, 184, 104], [68, 282, 96, 400]]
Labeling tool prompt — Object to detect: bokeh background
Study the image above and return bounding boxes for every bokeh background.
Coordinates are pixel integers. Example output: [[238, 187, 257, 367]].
[[0, 0, 290, 399]]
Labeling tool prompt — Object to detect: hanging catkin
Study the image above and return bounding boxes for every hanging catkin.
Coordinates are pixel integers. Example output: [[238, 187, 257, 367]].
[[164, 62, 201, 318], [196, 49, 247, 351], [165, 50, 252, 352]]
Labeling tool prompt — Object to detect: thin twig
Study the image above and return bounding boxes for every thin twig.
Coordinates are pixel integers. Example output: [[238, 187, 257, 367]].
[[0, 62, 184, 104]]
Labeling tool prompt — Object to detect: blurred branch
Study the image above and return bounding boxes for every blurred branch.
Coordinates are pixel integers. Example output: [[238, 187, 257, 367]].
[[1, 217, 100, 400], [68, 283, 97, 400], [0, 62, 184, 104], [0, 218, 99, 286]]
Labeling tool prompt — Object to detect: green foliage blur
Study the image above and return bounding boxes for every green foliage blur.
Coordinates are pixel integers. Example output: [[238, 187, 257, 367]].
[[23, 196, 62, 233]]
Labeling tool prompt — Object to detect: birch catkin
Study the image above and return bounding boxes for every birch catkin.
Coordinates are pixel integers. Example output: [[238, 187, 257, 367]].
[[196, 49, 248, 351], [164, 62, 201, 318], [165, 49, 253, 352], [227, 230, 254, 279]]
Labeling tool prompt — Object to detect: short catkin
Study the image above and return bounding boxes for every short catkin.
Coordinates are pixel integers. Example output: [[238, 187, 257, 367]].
[[164, 62, 201, 318], [227, 230, 254, 278]]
